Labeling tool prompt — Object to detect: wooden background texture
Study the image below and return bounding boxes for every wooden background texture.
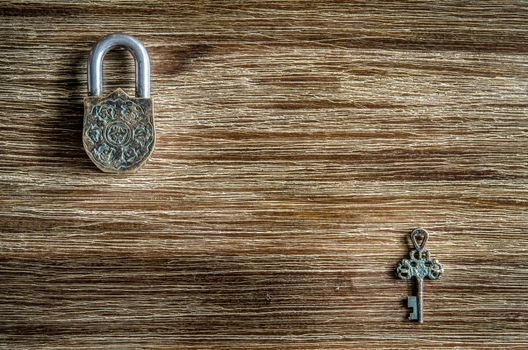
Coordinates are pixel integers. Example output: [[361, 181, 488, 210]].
[[1, 1, 527, 349]]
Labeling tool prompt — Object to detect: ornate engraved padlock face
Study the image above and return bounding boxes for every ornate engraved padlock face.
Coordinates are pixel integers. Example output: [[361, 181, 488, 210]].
[[83, 88, 155, 173]]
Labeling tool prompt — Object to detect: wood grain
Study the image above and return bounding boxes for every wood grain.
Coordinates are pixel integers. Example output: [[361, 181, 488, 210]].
[[1, 1, 528, 349]]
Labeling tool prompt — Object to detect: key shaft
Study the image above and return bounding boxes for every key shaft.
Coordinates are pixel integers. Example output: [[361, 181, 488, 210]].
[[416, 277, 424, 323]]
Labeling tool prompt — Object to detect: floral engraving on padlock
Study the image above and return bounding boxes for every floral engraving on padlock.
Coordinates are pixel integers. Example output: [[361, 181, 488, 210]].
[[83, 34, 155, 173]]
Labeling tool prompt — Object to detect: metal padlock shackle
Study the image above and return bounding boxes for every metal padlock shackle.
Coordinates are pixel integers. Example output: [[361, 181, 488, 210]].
[[87, 33, 150, 98]]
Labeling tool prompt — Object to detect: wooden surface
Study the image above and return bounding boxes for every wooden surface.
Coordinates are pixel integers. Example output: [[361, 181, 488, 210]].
[[1, 1, 528, 349]]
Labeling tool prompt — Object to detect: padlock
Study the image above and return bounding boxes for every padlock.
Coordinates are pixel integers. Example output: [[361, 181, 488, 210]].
[[83, 33, 155, 173]]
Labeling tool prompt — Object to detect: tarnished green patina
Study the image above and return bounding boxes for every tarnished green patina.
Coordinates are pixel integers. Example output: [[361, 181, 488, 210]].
[[83, 88, 155, 173], [396, 228, 444, 323]]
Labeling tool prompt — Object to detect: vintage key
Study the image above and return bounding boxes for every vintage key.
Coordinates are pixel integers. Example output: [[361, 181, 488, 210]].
[[396, 228, 443, 323], [83, 34, 155, 173]]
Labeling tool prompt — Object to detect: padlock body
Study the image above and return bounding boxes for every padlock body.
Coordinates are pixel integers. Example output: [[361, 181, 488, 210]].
[[83, 88, 155, 173]]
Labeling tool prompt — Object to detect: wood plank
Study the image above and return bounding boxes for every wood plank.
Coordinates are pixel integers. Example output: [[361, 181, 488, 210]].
[[0, 1, 527, 348]]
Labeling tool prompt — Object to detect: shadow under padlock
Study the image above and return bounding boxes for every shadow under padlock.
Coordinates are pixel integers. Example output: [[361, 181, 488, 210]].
[[83, 33, 155, 173]]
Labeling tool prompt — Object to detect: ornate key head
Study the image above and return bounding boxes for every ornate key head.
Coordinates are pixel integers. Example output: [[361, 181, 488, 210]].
[[83, 34, 155, 173], [396, 228, 443, 281]]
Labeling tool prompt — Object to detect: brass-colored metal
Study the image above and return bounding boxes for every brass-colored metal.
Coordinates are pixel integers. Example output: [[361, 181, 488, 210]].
[[396, 228, 444, 323], [83, 88, 154, 173]]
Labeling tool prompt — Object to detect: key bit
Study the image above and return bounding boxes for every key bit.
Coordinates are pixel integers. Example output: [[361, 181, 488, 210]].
[[407, 296, 418, 321], [396, 228, 444, 323]]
